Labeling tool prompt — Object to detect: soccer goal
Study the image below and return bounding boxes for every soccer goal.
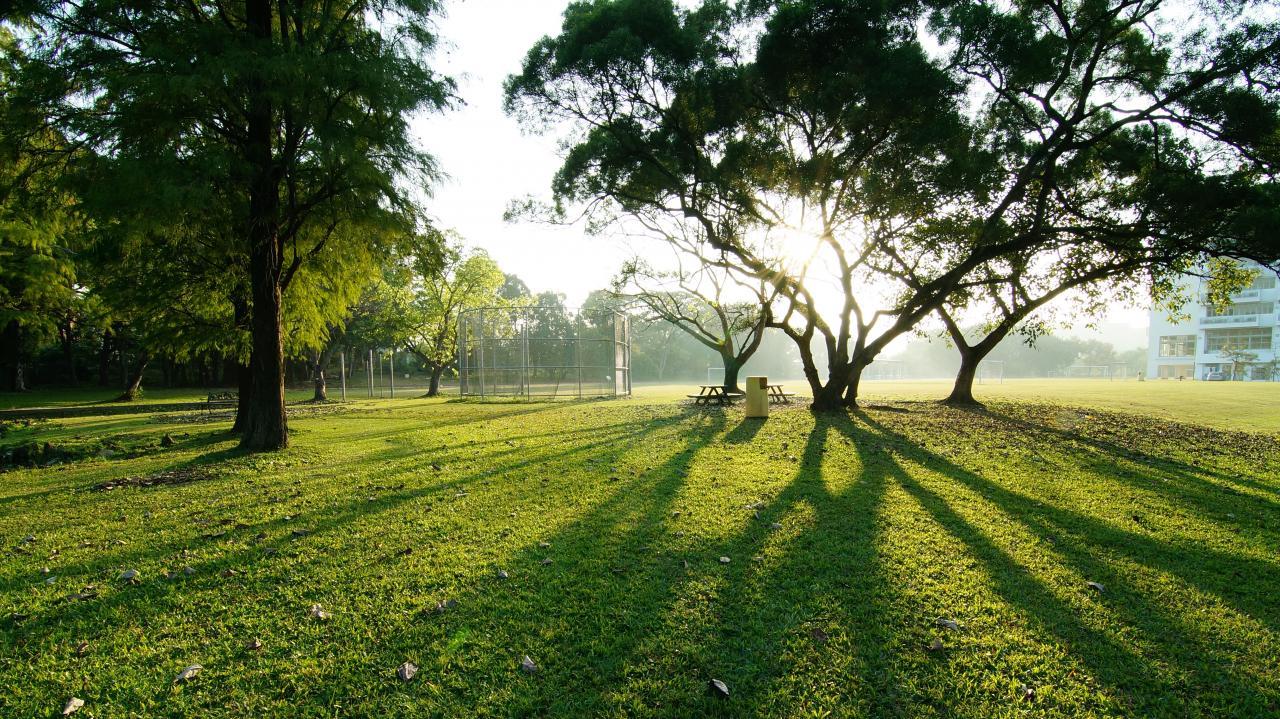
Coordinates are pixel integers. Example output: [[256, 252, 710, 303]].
[[865, 359, 906, 380], [977, 359, 1004, 384], [1064, 365, 1111, 379]]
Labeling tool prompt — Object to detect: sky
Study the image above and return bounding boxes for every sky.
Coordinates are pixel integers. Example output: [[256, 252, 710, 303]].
[[410, 0, 1152, 350], [411, 1, 623, 306]]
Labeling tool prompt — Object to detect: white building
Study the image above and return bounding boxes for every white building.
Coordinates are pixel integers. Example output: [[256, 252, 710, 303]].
[[1146, 261, 1278, 381]]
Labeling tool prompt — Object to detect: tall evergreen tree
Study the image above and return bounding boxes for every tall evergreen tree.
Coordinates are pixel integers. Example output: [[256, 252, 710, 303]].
[[17, 0, 452, 448]]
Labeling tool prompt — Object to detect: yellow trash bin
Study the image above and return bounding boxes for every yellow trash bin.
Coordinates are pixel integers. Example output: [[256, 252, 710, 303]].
[[745, 376, 769, 418]]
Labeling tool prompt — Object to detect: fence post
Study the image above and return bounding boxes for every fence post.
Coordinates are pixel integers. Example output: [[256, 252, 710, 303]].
[[390, 349, 396, 399], [340, 351, 347, 401], [368, 348, 374, 398]]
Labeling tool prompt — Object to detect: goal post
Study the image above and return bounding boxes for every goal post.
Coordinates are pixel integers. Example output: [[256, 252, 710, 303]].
[[976, 359, 1004, 384], [707, 366, 724, 386], [1064, 365, 1111, 379]]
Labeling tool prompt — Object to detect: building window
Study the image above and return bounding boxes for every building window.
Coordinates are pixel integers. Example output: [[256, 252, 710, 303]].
[[1204, 328, 1274, 352], [1156, 364, 1193, 379], [1205, 301, 1274, 317], [1158, 335, 1196, 357], [1252, 274, 1277, 290]]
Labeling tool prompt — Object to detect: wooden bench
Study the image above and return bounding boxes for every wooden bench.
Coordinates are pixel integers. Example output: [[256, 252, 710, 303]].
[[204, 391, 238, 414]]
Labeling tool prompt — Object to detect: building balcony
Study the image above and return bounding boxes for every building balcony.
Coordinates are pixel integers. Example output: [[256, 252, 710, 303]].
[[1199, 313, 1276, 327]]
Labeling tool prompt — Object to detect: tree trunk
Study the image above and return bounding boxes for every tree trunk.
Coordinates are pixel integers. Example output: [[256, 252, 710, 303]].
[[942, 347, 983, 407], [97, 326, 114, 387], [721, 356, 743, 395], [427, 364, 444, 396], [312, 349, 328, 401], [239, 236, 288, 449], [2, 320, 26, 392], [60, 320, 78, 386], [842, 360, 866, 408], [115, 351, 149, 401], [810, 380, 847, 412], [238, 0, 288, 451]]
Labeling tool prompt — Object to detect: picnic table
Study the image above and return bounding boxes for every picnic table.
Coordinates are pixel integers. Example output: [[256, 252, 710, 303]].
[[688, 384, 796, 405], [767, 384, 796, 404], [687, 385, 743, 405]]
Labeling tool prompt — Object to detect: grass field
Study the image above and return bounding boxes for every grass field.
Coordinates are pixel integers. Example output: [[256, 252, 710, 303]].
[[1, 383, 1278, 717]]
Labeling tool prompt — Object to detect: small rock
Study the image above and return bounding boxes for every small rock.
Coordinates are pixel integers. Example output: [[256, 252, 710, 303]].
[[120, 569, 141, 583], [1086, 581, 1105, 593], [62, 697, 84, 715], [769, 522, 782, 530], [434, 599, 457, 613], [935, 618, 961, 631], [308, 604, 331, 620], [719, 556, 730, 564], [21, 535, 36, 544], [496, 569, 509, 580], [538, 541, 551, 548], [183, 566, 196, 576], [928, 638, 945, 653], [173, 664, 202, 683], [245, 638, 263, 651], [540, 558, 552, 566], [520, 655, 538, 674], [709, 678, 730, 698], [397, 661, 418, 682]]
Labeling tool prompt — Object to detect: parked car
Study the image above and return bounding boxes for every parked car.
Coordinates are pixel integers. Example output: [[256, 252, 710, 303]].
[[1204, 371, 1226, 381]]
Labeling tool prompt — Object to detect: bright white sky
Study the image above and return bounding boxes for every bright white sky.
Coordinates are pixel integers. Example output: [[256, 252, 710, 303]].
[[411, 0, 1151, 349], [411, 0, 623, 306]]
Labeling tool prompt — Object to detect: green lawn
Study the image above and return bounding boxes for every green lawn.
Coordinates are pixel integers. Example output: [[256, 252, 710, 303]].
[[1, 386, 1277, 717]]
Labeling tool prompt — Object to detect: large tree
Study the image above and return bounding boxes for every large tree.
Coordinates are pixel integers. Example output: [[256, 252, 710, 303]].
[[614, 253, 772, 394], [18, 0, 452, 448], [507, 0, 1280, 411], [404, 243, 506, 396]]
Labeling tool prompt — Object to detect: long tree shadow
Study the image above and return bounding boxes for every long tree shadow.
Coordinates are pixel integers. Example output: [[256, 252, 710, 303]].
[[844, 410, 1279, 716]]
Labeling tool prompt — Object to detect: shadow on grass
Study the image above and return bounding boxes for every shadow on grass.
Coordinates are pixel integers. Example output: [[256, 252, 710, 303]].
[[3, 402, 1277, 716]]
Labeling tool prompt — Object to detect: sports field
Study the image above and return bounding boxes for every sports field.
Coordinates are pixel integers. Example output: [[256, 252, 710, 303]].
[[0, 381, 1276, 717]]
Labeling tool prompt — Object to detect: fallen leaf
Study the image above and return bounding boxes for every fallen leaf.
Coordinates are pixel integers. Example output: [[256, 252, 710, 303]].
[[119, 569, 140, 583], [1086, 581, 1105, 593], [1019, 684, 1036, 701], [496, 569, 509, 580], [245, 638, 262, 651], [520, 655, 538, 674], [62, 697, 84, 716], [73, 641, 89, 656], [928, 638, 945, 653], [709, 678, 730, 698], [719, 556, 731, 564], [173, 664, 202, 683], [397, 661, 418, 682], [810, 627, 829, 644], [308, 604, 331, 620], [540, 558, 552, 566], [935, 618, 961, 631]]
